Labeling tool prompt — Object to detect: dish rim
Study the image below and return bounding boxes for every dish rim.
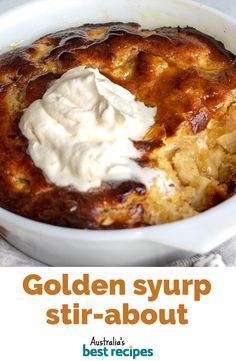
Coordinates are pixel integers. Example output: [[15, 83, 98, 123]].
[[0, 0, 236, 254]]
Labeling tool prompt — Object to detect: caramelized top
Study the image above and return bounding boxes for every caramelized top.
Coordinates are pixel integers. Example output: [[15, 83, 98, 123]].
[[0, 23, 236, 229]]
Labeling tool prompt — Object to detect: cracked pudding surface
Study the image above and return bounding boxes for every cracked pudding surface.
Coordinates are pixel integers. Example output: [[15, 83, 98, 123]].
[[0, 22, 236, 229]]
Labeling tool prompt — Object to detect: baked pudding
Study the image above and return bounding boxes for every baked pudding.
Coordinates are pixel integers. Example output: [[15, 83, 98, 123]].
[[0, 22, 235, 229]]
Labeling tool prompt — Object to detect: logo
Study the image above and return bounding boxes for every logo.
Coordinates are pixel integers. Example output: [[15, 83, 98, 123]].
[[82, 337, 154, 359]]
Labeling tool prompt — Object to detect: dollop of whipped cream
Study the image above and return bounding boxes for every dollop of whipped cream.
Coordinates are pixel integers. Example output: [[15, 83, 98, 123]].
[[20, 66, 162, 192]]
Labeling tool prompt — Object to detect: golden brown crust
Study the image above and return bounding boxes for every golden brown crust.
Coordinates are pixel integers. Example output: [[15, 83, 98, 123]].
[[0, 22, 236, 229]]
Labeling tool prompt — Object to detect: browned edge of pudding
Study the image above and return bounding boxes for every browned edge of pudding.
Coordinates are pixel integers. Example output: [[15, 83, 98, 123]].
[[0, 22, 235, 229]]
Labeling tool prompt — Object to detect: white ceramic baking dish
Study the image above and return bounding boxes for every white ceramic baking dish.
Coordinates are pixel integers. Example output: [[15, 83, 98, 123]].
[[0, 0, 236, 266]]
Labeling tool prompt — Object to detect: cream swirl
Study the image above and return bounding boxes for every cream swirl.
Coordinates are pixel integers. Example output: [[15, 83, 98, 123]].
[[20, 66, 163, 192]]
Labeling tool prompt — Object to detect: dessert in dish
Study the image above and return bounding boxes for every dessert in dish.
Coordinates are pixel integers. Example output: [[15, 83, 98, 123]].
[[0, 22, 236, 229]]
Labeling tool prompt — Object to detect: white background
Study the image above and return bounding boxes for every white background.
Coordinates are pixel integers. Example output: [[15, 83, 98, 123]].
[[0, 268, 236, 361], [0, 0, 236, 18]]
